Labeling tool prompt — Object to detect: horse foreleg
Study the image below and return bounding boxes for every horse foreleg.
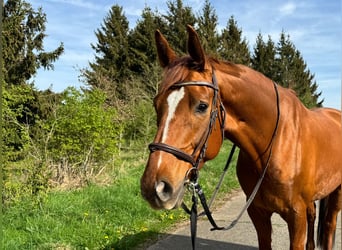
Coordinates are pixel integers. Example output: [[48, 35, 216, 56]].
[[247, 204, 272, 250], [284, 202, 307, 250], [306, 202, 316, 250]]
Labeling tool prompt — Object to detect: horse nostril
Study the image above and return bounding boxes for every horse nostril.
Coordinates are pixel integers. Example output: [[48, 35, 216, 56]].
[[155, 181, 173, 202]]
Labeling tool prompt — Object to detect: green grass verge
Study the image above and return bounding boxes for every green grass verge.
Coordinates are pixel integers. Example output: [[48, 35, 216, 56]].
[[3, 141, 239, 249]]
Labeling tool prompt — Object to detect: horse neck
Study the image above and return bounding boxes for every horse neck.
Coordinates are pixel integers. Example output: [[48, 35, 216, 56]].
[[216, 65, 280, 162]]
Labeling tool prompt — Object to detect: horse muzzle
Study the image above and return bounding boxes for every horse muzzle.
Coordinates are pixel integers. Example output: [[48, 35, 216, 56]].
[[141, 176, 186, 210]]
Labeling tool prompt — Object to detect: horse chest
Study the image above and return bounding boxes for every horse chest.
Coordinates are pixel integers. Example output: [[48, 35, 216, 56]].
[[237, 159, 296, 211]]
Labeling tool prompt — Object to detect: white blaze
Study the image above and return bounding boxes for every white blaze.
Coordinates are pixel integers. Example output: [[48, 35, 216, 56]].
[[162, 87, 185, 142], [157, 87, 185, 169]]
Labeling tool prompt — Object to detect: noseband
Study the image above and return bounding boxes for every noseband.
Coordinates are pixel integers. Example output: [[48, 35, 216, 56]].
[[148, 70, 225, 179]]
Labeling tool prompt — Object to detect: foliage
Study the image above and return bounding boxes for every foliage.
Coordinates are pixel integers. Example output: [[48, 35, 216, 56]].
[[252, 32, 322, 108], [83, 5, 130, 100], [3, 87, 123, 205], [197, 0, 219, 55], [3, 142, 239, 249], [251, 33, 278, 81], [2, 85, 62, 205], [163, 0, 196, 54], [275, 32, 322, 107], [2, 84, 35, 161], [128, 6, 166, 78], [1, 0, 64, 162], [2, 0, 64, 86], [218, 16, 251, 65], [123, 96, 156, 146], [3, 157, 50, 207], [47, 87, 122, 170]]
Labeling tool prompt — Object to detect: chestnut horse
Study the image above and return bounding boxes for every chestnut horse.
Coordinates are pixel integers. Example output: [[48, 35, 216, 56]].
[[140, 25, 342, 249]]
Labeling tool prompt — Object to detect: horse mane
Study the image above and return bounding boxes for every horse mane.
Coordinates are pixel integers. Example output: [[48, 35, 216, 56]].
[[208, 57, 244, 78], [210, 57, 298, 100]]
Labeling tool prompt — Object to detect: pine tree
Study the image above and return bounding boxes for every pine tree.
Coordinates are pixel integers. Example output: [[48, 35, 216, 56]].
[[218, 16, 250, 65], [164, 0, 196, 54], [84, 5, 130, 99], [276, 32, 322, 107], [129, 6, 166, 74], [2, 0, 64, 86], [128, 6, 167, 96], [251, 33, 277, 81], [197, 0, 219, 56]]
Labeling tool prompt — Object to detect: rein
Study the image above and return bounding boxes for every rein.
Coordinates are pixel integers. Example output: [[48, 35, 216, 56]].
[[148, 70, 281, 249]]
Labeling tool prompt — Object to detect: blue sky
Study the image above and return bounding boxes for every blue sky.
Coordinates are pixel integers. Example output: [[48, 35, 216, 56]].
[[30, 0, 341, 109]]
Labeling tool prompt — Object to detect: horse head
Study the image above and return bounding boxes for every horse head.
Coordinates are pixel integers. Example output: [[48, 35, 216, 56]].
[[140, 26, 224, 209]]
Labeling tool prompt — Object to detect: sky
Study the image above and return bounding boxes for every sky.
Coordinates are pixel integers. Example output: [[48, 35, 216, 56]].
[[30, 0, 341, 109]]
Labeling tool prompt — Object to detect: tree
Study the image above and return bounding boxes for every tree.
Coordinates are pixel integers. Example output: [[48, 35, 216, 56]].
[[2, 0, 64, 86], [84, 5, 130, 99], [218, 16, 250, 65], [127, 6, 167, 96], [251, 33, 277, 81], [276, 32, 322, 107], [197, 0, 219, 56], [164, 0, 196, 54], [2, 85, 34, 161], [129, 7, 167, 74], [1, 0, 64, 161]]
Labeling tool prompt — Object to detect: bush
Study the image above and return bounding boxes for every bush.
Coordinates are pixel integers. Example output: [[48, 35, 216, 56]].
[[46, 87, 123, 177], [2, 84, 36, 161], [124, 97, 156, 146]]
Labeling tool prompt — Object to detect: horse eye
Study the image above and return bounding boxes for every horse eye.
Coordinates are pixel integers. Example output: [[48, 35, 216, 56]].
[[196, 102, 208, 113]]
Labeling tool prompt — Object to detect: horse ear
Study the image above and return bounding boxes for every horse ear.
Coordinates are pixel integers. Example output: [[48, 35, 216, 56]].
[[155, 29, 177, 68], [186, 25, 205, 70]]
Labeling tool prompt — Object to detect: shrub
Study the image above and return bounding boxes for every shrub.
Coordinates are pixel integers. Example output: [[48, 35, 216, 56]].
[[46, 87, 123, 177]]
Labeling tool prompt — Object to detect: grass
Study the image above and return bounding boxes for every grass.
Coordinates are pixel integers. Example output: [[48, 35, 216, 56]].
[[3, 141, 240, 249]]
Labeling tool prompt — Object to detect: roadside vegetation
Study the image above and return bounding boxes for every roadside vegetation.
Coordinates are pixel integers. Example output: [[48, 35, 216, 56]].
[[2, 0, 323, 249], [3, 142, 239, 249]]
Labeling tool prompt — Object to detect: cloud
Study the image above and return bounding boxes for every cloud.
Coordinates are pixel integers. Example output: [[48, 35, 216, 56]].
[[45, 0, 102, 11], [279, 2, 296, 16]]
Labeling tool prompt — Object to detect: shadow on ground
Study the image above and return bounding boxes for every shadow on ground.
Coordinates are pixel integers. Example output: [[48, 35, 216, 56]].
[[139, 233, 257, 250], [111, 231, 257, 250]]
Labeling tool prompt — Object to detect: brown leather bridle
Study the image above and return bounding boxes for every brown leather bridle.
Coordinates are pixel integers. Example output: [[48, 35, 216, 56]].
[[148, 70, 225, 180]]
